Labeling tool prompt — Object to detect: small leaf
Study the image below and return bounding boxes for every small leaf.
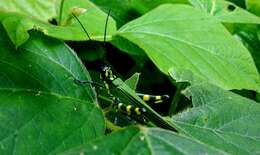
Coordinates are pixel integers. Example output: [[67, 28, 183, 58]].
[[117, 4, 260, 92], [61, 127, 225, 155]]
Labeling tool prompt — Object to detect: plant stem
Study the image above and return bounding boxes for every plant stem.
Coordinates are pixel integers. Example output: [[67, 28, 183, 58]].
[[105, 118, 122, 131], [168, 83, 185, 116], [58, 0, 65, 25]]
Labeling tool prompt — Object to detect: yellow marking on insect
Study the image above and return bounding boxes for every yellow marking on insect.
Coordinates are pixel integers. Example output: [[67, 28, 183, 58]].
[[118, 103, 123, 109], [155, 96, 161, 100], [105, 70, 109, 77], [143, 95, 150, 101], [109, 70, 113, 76], [104, 83, 111, 94], [110, 75, 115, 81], [135, 108, 141, 115], [154, 100, 163, 104], [126, 105, 132, 115]]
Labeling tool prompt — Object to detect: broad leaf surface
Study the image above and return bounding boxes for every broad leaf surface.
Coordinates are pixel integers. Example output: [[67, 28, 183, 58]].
[[169, 69, 260, 154], [117, 4, 260, 92], [189, 0, 260, 24], [91, 0, 189, 27], [0, 25, 105, 154], [111, 36, 146, 56], [0, 89, 104, 155], [61, 127, 225, 155], [91, 0, 188, 56], [0, 0, 116, 47]]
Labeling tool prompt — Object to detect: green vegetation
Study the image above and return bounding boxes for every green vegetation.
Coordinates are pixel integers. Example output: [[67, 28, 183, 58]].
[[0, 0, 259, 154]]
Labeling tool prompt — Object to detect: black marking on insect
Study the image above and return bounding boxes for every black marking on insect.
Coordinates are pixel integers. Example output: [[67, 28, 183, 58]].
[[113, 97, 146, 116], [137, 93, 170, 104]]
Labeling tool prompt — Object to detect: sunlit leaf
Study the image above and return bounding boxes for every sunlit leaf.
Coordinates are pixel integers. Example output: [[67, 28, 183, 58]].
[[117, 4, 260, 92]]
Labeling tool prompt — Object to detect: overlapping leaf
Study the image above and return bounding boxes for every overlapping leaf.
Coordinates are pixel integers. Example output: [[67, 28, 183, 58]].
[[169, 69, 260, 154], [91, 0, 189, 27], [58, 68, 260, 154], [189, 0, 260, 23], [117, 4, 260, 92], [0, 25, 105, 154], [246, 0, 260, 16], [0, 0, 57, 22], [0, 0, 116, 47], [61, 127, 225, 155]]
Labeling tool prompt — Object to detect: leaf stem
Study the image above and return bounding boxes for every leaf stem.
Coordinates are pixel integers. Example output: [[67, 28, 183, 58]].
[[105, 118, 122, 131], [58, 0, 65, 25], [168, 83, 185, 116]]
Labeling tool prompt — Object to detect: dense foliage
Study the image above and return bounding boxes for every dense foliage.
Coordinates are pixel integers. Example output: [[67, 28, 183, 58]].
[[0, 0, 259, 154]]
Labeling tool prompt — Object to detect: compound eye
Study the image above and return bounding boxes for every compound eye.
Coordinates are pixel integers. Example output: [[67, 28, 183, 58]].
[[101, 66, 106, 71]]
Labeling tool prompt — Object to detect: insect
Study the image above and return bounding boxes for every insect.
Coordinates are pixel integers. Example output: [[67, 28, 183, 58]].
[[99, 65, 170, 104], [72, 9, 178, 132]]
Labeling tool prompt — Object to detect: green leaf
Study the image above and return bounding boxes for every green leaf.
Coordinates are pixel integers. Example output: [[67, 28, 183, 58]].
[[169, 69, 260, 154], [0, 25, 105, 154], [117, 4, 260, 92], [0, 0, 57, 22], [111, 36, 146, 56], [189, 0, 260, 24], [91, 0, 189, 27], [61, 127, 225, 155], [0, 89, 104, 155], [92, 0, 190, 56], [0, 0, 117, 47], [246, 0, 260, 17], [124, 73, 140, 90], [234, 24, 260, 72]]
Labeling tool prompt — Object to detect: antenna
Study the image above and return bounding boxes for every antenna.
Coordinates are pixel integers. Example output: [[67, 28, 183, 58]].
[[103, 9, 111, 49], [74, 79, 105, 89], [72, 13, 92, 41]]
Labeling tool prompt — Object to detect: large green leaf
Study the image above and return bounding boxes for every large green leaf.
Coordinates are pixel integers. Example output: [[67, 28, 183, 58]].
[[117, 4, 260, 92], [91, 0, 188, 56], [61, 127, 225, 155], [189, 0, 260, 23], [0, 0, 116, 47], [0, 89, 104, 155], [111, 36, 146, 56], [0, 25, 105, 154], [169, 69, 260, 154]]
